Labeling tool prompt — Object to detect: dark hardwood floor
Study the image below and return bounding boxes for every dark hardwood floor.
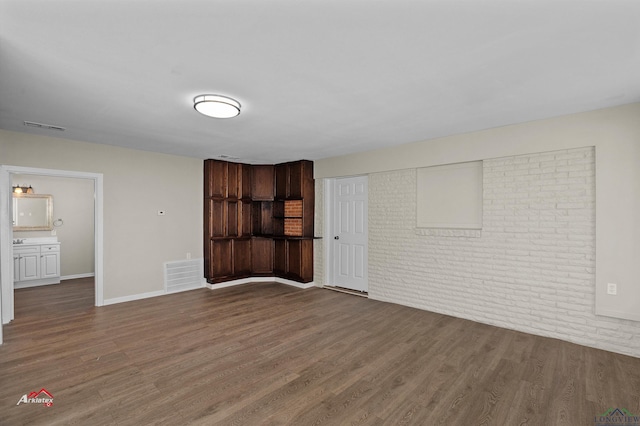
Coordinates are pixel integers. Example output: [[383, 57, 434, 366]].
[[1, 279, 639, 425]]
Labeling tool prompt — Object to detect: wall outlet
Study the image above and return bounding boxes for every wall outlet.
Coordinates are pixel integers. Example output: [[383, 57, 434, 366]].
[[157, 210, 166, 216], [186, 252, 191, 260], [607, 283, 617, 295]]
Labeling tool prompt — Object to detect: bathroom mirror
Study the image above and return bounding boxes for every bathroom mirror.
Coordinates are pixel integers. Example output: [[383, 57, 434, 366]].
[[12, 194, 53, 231]]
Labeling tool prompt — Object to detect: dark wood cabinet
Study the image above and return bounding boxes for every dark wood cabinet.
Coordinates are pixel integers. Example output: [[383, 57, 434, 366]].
[[251, 237, 273, 275], [206, 199, 225, 237], [251, 165, 275, 201], [240, 201, 252, 237], [252, 201, 273, 236], [273, 239, 287, 276], [210, 239, 233, 279], [272, 238, 313, 282], [287, 238, 313, 282], [205, 160, 228, 199], [204, 159, 314, 284], [275, 164, 288, 199], [233, 238, 252, 277]]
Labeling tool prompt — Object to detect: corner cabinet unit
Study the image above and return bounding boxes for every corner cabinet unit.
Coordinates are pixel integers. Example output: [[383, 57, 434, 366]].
[[204, 159, 315, 284], [204, 161, 252, 283], [13, 242, 61, 288]]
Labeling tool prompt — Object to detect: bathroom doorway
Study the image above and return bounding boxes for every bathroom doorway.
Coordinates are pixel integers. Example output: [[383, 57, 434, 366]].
[[0, 165, 104, 339]]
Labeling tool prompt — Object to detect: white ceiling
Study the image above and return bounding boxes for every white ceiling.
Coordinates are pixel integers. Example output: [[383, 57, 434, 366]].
[[1, 1, 639, 164]]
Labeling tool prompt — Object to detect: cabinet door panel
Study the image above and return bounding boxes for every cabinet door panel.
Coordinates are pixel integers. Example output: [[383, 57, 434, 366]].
[[251, 165, 275, 200], [273, 239, 287, 276], [240, 164, 252, 199], [20, 253, 40, 281], [251, 237, 273, 274], [210, 239, 233, 278], [288, 239, 302, 279], [289, 162, 303, 199], [13, 255, 19, 281], [299, 239, 314, 282], [286, 239, 313, 282], [240, 201, 252, 237], [41, 253, 59, 278], [233, 239, 252, 276], [205, 160, 228, 198], [227, 201, 238, 237], [208, 200, 225, 237], [275, 164, 288, 199], [227, 162, 239, 199]]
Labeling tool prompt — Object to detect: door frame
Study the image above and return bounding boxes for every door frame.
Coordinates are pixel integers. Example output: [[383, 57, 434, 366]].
[[0, 165, 104, 335], [324, 175, 369, 292]]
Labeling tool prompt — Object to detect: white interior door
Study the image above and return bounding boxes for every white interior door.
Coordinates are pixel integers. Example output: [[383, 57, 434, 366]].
[[332, 176, 368, 292]]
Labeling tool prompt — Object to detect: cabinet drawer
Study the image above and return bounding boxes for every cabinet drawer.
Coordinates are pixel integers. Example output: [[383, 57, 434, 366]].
[[41, 244, 60, 252], [13, 245, 40, 254]]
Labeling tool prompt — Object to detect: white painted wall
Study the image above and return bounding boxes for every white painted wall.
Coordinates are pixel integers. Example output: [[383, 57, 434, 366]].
[[12, 174, 95, 278], [316, 103, 640, 356], [1, 129, 203, 300]]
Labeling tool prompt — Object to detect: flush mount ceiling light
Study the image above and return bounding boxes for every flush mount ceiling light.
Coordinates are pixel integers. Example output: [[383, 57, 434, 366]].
[[194, 94, 241, 119]]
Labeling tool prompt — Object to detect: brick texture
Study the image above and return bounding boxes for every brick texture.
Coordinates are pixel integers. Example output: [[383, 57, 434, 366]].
[[284, 200, 304, 236], [366, 147, 640, 357]]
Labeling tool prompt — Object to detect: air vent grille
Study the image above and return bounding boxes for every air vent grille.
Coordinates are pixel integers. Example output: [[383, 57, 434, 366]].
[[23, 121, 66, 131], [164, 258, 204, 294]]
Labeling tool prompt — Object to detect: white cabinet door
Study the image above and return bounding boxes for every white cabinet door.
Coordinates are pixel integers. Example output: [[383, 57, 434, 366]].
[[41, 252, 60, 279], [13, 255, 20, 282], [19, 252, 41, 281]]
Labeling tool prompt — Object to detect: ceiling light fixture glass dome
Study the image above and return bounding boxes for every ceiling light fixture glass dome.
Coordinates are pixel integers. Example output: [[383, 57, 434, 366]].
[[194, 94, 241, 119]]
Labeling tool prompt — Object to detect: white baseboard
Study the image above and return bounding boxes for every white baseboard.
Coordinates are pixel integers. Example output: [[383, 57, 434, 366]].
[[14, 278, 61, 289], [103, 290, 166, 306], [207, 276, 316, 290], [275, 277, 316, 289], [61, 273, 95, 281], [103, 278, 315, 306]]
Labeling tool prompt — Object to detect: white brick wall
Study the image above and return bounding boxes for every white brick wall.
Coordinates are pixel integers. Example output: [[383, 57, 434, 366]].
[[366, 147, 640, 357]]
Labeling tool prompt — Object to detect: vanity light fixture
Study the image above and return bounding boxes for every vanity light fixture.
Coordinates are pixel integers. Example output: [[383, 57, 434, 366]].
[[13, 185, 33, 194], [194, 94, 241, 119]]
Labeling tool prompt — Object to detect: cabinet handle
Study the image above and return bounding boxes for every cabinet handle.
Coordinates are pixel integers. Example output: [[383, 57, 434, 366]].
[[334, 236, 340, 240]]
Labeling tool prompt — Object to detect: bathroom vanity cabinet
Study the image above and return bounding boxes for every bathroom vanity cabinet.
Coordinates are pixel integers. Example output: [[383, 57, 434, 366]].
[[13, 241, 61, 288]]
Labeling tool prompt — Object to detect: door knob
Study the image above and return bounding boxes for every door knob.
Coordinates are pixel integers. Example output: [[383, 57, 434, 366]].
[[334, 236, 340, 240]]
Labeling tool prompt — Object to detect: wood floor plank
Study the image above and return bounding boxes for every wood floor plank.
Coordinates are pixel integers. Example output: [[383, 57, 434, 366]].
[[2, 278, 640, 425]]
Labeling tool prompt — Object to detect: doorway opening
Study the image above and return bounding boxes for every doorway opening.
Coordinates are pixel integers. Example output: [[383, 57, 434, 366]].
[[0, 165, 104, 338]]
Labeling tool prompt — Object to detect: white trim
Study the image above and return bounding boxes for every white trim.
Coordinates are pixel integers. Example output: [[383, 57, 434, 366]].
[[103, 290, 166, 306], [103, 276, 315, 305], [14, 278, 60, 289], [0, 165, 104, 332], [275, 277, 316, 289], [596, 308, 640, 323], [323, 178, 334, 287], [206, 276, 316, 291], [206, 277, 255, 290], [61, 273, 95, 281]]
